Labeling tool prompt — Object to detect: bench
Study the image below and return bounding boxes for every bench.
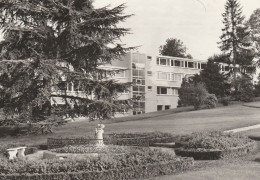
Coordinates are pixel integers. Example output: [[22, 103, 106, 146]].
[[7, 146, 27, 160]]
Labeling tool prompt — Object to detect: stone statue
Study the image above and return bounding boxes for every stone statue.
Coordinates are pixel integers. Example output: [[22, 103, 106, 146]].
[[95, 124, 105, 146]]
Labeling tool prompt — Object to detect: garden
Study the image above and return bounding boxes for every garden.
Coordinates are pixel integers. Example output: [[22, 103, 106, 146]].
[[0, 129, 257, 180]]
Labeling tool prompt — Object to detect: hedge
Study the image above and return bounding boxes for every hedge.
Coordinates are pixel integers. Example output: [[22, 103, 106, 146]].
[[0, 158, 194, 180], [47, 132, 177, 149], [175, 141, 257, 160]]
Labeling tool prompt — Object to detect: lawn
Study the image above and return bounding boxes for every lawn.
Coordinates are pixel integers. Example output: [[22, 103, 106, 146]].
[[1, 102, 260, 146], [1, 103, 260, 179]]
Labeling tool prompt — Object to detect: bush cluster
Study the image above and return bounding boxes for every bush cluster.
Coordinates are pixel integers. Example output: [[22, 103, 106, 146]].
[[47, 132, 177, 149], [177, 131, 253, 150], [204, 94, 218, 109], [174, 131, 257, 160], [0, 147, 193, 178], [51, 145, 129, 154], [0, 158, 194, 180]]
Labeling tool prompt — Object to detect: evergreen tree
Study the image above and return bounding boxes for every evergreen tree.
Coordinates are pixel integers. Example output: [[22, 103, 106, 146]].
[[0, 0, 132, 133], [219, 0, 252, 73], [248, 8, 260, 58], [193, 60, 230, 97]]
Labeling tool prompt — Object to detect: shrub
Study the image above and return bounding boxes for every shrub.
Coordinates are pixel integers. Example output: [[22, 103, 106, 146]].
[[51, 145, 129, 154], [178, 80, 209, 109], [174, 131, 257, 160], [176, 131, 253, 150], [47, 132, 177, 149], [218, 96, 231, 106], [204, 94, 218, 109], [0, 147, 193, 177], [231, 76, 254, 102]]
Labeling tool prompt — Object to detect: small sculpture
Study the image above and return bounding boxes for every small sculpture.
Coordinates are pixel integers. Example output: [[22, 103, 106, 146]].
[[95, 124, 105, 146]]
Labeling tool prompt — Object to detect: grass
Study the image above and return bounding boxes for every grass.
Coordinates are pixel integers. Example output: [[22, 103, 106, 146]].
[[145, 142, 260, 180], [1, 102, 260, 179], [1, 102, 260, 146]]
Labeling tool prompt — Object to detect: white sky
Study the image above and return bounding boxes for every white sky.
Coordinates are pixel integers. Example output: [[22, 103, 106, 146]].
[[94, 0, 260, 60], [0, 0, 258, 60]]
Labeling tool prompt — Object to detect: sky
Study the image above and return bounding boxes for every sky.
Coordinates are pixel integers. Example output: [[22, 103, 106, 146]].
[[94, 0, 260, 60]]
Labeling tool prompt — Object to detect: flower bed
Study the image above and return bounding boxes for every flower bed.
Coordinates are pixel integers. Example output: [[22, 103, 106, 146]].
[[174, 131, 257, 160], [50, 145, 130, 154], [0, 147, 194, 180], [47, 132, 177, 149]]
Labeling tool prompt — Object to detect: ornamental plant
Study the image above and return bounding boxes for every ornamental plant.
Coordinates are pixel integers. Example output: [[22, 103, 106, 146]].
[[0, 0, 133, 133]]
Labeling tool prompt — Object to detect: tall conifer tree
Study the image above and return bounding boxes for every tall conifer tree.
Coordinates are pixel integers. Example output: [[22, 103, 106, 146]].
[[219, 0, 252, 74], [0, 0, 132, 132]]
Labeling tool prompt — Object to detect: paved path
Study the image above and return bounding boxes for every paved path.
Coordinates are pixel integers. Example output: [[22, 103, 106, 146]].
[[243, 101, 260, 108]]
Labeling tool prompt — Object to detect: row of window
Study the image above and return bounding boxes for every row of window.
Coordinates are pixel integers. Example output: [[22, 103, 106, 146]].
[[157, 86, 179, 95], [156, 58, 206, 69], [157, 72, 184, 81]]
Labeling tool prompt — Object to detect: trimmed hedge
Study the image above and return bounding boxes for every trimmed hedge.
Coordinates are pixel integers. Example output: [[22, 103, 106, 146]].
[[175, 141, 257, 160], [47, 132, 177, 149], [0, 158, 193, 180], [0, 146, 194, 180]]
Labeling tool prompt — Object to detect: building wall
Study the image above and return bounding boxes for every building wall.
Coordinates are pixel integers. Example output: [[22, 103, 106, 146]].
[[145, 55, 206, 113]]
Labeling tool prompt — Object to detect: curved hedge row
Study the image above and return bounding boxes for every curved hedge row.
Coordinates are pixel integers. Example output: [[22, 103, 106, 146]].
[[47, 132, 177, 149], [175, 141, 257, 160], [0, 158, 194, 180]]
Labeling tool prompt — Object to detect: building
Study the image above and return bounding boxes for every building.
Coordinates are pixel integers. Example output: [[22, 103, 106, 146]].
[[108, 52, 207, 115]]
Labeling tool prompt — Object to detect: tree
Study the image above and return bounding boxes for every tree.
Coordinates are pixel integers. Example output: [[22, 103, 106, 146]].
[[192, 60, 230, 97], [248, 8, 260, 57], [231, 76, 254, 102], [159, 38, 192, 58], [178, 79, 209, 110], [219, 0, 253, 74], [0, 0, 132, 133]]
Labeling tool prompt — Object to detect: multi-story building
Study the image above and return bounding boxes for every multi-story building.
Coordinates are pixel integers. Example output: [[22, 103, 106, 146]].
[[108, 52, 207, 115]]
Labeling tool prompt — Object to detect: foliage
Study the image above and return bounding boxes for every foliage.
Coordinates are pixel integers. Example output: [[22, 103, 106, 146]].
[[219, 0, 254, 73], [254, 79, 260, 97], [159, 38, 192, 58], [47, 132, 177, 149], [248, 8, 260, 58], [51, 145, 129, 154], [193, 60, 231, 97], [0, 147, 187, 174], [177, 131, 254, 150], [218, 96, 231, 106], [231, 76, 255, 102], [178, 79, 209, 109], [0, 0, 133, 132], [208, 54, 231, 64], [175, 131, 257, 160], [204, 94, 218, 109]]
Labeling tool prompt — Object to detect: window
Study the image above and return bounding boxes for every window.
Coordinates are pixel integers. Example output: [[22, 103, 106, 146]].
[[175, 74, 183, 81], [165, 105, 170, 110], [171, 59, 174, 66], [157, 87, 167, 95], [160, 58, 167, 65], [148, 86, 152, 91], [201, 63, 207, 69], [147, 71, 152, 76], [116, 71, 126, 77], [156, 58, 160, 65], [157, 87, 178, 95], [157, 105, 163, 111], [175, 60, 180, 66], [147, 56, 152, 60], [188, 62, 194, 68], [181, 61, 185, 67], [157, 72, 168, 80]]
